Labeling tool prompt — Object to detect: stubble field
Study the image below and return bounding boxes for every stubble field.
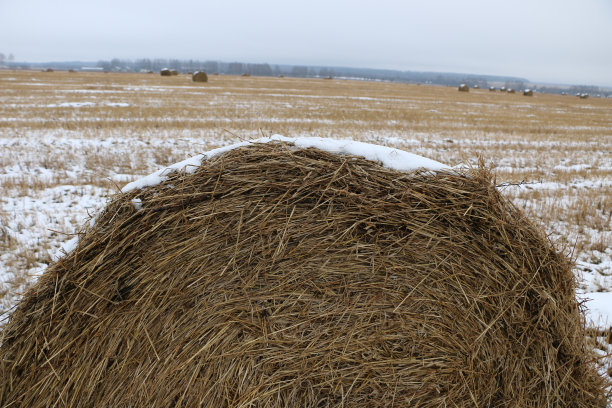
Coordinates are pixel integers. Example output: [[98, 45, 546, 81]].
[[1, 70, 611, 331]]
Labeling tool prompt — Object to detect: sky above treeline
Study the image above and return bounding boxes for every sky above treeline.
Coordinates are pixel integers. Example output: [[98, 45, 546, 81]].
[[1, 0, 611, 87]]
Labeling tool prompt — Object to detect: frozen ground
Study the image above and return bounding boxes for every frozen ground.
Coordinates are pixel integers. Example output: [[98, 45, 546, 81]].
[[1, 73, 611, 382]]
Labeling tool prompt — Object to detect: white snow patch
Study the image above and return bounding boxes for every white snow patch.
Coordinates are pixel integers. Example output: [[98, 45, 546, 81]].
[[48, 102, 96, 108], [53, 236, 79, 261], [105, 102, 130, 107], [45, 102, 131, 108], [581, 292, 612, 327], [131, 198, 143, 211]]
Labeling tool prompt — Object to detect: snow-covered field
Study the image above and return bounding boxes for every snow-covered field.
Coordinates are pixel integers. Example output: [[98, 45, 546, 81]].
[[1, 71, 611, 362]]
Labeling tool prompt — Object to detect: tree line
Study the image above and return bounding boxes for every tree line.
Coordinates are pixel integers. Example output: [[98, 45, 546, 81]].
[[3, 54, 608, 95]]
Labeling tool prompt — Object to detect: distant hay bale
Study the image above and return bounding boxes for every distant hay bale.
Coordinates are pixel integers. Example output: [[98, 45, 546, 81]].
[[241, 72, 251, 77], [324, 76, 333, 80], [44, 68, 54, 72], [500, 86, 507, 92], [507, 88, 516, 93], [170, 69, 179, 76], [523, 89, 533, 96], [580, 93, 589, 99], [278, 74, 285, 78], [0, 139, 608, 407], [160, 68, 171, 76], [192, 71, 208, 83], [68, 69, 76, 73], [458, 83, 469, 92], [473, 84, 480, 89], [489, 86, 496, 91]]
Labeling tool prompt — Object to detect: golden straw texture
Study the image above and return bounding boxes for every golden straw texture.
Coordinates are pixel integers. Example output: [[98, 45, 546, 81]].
[[1, 141, 608, 407]]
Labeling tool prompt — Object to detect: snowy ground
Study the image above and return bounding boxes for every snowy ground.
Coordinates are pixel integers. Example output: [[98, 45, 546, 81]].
[[1, 72, 611, 378]]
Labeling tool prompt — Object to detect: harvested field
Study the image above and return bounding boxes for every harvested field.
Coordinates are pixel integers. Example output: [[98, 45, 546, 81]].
[[0, 70, 611, 383], [1, 140, 608, 406]]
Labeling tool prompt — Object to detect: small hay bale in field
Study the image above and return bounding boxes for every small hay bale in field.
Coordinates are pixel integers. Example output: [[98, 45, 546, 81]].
[[192, 71, 208, 83], [473, 84, 480, 89], [0, 136, 608, 407], [160, 68, 171, 76], [170, 69, 179, 76], [489, 86, 496, 91], [580, 93, 589, 99], [523, 89, 533, 96], [458, 83, 469, 92], [507, 88, 516, 93], [500, 86, 507, 92], [241, 72, 251, 77]]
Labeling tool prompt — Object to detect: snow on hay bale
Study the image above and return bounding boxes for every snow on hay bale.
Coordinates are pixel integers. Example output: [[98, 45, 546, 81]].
[[160, 68, 171, 76], [192, 71, 208, 83], [458, 83, 469, 92], [523, 89, 534, 96], [0, 136, 608, 407]]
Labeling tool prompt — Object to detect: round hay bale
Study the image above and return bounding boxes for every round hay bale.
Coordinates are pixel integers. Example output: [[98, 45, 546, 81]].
[[500, 86, 507, 92], [507, 88, 516, 94], [241, 72, 251, 77], [458, 83, 469, 92], [170, 69, 179, 76], [489, 86, 496, 91], [523, 89, 533, 96], [192, 71, 208, 83], [0, 138, 608, 407], [160, 68, 171, 76]]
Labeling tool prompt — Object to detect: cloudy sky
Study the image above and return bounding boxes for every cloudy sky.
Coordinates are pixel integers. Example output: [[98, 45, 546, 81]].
[[1, 0, 611, 86]]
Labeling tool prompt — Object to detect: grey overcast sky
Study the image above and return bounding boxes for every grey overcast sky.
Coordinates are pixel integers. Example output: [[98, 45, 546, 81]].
[[1, 0, 611, 86]]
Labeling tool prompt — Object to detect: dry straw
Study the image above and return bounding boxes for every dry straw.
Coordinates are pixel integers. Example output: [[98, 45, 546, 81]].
[[192, 71, 209, 83], [1, 141, 609, 407]]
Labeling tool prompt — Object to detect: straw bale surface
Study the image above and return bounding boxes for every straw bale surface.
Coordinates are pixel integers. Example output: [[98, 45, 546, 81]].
[[192, 71, 208, 83], [0, 142, 608, 407]]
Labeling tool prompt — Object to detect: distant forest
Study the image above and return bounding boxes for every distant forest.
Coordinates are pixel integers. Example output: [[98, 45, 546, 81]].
[[4, 57, 608, 96]]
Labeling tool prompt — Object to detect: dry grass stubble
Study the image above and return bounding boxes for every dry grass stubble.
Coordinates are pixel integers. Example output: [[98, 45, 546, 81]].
[[0, 143, 608, 407]]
